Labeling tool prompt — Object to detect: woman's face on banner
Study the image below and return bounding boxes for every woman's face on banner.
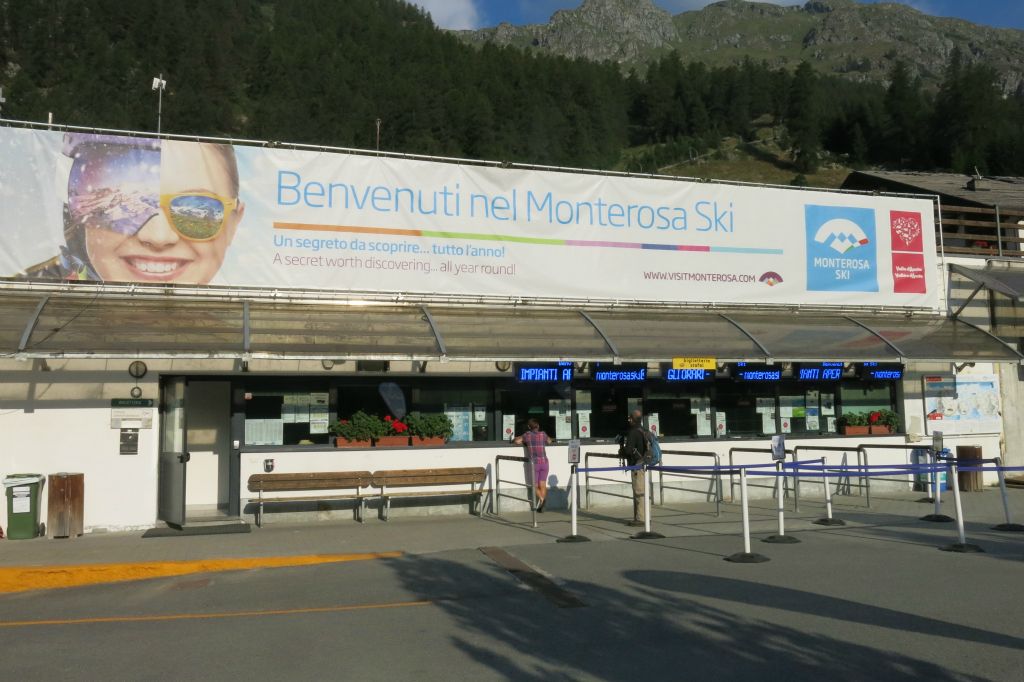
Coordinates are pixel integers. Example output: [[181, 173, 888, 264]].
[[70, 140, 243, 284]]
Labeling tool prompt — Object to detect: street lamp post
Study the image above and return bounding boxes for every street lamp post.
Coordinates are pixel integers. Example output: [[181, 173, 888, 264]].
[[151, 74, 166, 135], [375, 118, 381, 151]]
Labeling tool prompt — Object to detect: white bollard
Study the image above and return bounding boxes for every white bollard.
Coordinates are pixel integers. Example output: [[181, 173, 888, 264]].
[[940, 461, 983, 552], [814, 456, 845, 526], [922, 453, 953, 523], [725, 467, 769, 562], [992, 457, 1024, 531], [557, 464, 590, 543], [763, 460, 800, 543], [631, 464, 665, 539]]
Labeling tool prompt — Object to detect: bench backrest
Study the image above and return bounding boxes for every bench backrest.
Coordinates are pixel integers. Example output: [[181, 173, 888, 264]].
[[248, 471, 372, 493], [371, 467, 486, 489]]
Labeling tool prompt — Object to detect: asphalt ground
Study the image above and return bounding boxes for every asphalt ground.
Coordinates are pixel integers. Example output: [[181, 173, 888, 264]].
[[1, 488, 1022, 681]]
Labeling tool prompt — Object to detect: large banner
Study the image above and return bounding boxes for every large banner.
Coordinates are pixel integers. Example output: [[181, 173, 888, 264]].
[[0, 127, 939, 309]]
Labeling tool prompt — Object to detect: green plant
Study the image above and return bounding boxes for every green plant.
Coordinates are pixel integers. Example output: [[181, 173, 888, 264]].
[[838, 411, 869, 427], [870, 409, 900, 430], [329, 411, 386, 441], [406, 413, 454, 440]]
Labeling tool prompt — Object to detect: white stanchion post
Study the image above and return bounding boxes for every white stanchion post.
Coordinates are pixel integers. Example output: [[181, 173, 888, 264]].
[[741, 468, 752, 554], [557, 464, 590, 543], [922, 453, 953, 523], [764, 459, 800, 543], [631, 464, 665, 540], [570, 468, 578, 537], [992, 457, 1024, 532], [725, 467, 769, 562], [777, 461, 785, 535], [814, 456, 846, 526], [940, 461, 982, 552], [952, 461, 966, 544]]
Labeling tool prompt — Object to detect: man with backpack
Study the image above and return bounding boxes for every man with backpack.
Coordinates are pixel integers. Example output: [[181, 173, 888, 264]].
[[622, 410, 650, 527]]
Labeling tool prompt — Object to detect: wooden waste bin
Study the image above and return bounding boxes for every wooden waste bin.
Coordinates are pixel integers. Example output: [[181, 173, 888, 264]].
[[47, 472, 84, 538], [955, 446, 984, 492]]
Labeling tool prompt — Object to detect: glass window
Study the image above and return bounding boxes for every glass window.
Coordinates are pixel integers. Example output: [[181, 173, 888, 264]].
[[714, 382, 777, 437], [242, 381, 333, 446], [645, 386, 710, 438]]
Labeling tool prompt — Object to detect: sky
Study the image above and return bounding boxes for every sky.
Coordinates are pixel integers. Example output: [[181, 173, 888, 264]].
[[415, 0, 1024, 32]]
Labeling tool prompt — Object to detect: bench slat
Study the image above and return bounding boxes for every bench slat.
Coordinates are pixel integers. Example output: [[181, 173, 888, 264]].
[[372, 467, 486, 488], [248, 471, 371, 493]]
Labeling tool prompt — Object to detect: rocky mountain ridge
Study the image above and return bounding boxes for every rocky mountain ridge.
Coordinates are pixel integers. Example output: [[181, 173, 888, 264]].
[[454, 0, 1024, 92]]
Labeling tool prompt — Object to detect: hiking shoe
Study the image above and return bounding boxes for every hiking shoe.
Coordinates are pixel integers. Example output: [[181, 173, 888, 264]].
[[626, 520, 644, 527]]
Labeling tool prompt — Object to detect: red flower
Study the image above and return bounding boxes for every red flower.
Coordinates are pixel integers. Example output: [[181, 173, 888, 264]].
[[869, 411, 881, 424], [384, 415, 392, 422]]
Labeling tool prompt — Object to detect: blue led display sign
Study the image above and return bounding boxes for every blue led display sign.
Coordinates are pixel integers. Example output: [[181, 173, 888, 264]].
[[859, 362, 903, 380], [660, 363, 715, 382], [795, 362, 844, 381], [515, 363, 573, 382], [592, 363, 647, 382], [732, 363, 782, 382]]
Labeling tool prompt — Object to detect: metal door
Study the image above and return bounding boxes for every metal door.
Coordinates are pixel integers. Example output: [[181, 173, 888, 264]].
[[157, 377, 189, 527]]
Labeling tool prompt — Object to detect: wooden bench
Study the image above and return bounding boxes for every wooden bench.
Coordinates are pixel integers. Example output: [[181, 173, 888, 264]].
[[370, 467, 488, 521], [247, 471, 372, 526]]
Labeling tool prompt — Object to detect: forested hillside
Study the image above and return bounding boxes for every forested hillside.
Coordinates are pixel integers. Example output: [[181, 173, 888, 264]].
[[1, 0, 1022, 178]]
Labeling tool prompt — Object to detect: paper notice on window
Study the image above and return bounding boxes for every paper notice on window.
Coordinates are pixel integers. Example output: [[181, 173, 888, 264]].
[[281, 397, 296, 424], [555, 415, 571, 440], [697, 412, 713, 437], [756, 397, 774, 414], [826, 416, 837, 432], [781, 417, 792, 434], [647, 412, 660, 437], [715, 412, 727, 437], [762, 411, 777, 434], [502, 414, 517, 441], [578, 412, 591, 438], [309, 419, 328, 435], [691, 398, 710, 414], [806, 414, 820, 431], [821, 394, 835, 416]]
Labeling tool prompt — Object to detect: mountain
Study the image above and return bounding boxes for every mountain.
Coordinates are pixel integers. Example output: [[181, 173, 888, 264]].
[[454, 0, 1024, 93]]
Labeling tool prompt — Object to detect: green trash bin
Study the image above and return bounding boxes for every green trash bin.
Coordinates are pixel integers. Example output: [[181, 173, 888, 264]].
[[4, 474, 45, 539]]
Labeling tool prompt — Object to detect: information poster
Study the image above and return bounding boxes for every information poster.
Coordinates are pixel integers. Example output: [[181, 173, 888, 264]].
[[446, 405, 473, 441], [715, 412, 727, 437], [923, 374, 1002, 434], [821, 393, 836, 416], [309, 392, 329, 434]]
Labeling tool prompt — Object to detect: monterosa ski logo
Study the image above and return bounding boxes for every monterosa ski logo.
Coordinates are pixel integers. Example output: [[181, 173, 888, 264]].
[[813, 218, 870, 254], [805, 205, 878, 293], [759, 271, 783, 286]]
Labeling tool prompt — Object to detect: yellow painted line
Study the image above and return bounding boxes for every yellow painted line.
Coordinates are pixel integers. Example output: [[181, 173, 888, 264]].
[[0, 598, 433, 628], [0, 552, 402, 594]]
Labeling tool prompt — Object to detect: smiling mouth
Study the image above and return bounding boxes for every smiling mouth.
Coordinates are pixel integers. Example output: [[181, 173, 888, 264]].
[[124, 257, 191, 279]]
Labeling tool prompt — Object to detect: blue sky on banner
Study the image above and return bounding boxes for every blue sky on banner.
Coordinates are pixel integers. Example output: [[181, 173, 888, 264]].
[[416, 1, 1024, 31]]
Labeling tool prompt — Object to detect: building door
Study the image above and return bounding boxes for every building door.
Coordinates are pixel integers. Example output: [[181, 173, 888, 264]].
[[157, 377, 188, 527], [184, 380, 232, 519]]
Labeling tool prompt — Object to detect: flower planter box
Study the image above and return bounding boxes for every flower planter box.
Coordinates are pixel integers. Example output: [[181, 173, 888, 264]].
[[870, 425, 891, 435], [375, 435, 410, 448], [842, 425, 870, 436], [334, 438, 372, 448], [411, 436, 447, 447]]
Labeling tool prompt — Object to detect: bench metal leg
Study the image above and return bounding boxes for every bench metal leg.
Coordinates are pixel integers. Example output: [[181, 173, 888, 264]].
[[258, 488, 263, 528]]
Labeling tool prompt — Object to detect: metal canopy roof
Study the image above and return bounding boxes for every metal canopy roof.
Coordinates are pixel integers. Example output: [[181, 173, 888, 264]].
[[2, 292, 1020, 363]]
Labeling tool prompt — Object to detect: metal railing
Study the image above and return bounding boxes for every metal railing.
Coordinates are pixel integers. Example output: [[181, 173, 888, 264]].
[[583, 452, 632, 509], [792, 445, 864, 511], [655, 449, 723, 516], [856, 444, 935, 508], [494, 454, 536, 527], [728, 447, 796, 506]]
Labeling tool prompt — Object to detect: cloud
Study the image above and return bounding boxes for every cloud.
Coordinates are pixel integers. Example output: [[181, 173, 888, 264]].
[[414, 0, 483, 30]]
